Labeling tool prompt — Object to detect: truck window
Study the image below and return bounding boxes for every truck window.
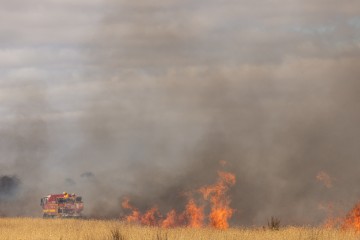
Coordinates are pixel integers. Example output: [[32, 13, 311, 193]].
[[65, 198, 74, 203], [40, 197, 47, 206], [76, 197, 82, 202]]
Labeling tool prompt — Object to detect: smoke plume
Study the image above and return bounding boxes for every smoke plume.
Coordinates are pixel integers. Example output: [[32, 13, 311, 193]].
[[1, 0, 360, 226], [0, 83, 49, 216], [0, 175, 20, 200]]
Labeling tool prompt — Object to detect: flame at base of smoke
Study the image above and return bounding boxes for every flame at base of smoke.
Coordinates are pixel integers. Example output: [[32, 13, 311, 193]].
[[209, 208, 233, 229], [343, 203, 360, 231], [321, 202, 360, 231], [121, 170, 235, 229], [185, 199, 204, 228]]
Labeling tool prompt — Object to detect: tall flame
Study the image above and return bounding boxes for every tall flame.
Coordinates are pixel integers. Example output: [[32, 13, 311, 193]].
[[185, 198, 204, 228], [121, 167, 236, 229], [200, 171, 236, 229]]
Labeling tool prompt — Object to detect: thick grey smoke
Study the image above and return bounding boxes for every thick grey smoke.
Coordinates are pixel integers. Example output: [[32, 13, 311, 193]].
[[1, 0, 360, 226], [56, 0, 360, 226], [0, 83, 49, 216]]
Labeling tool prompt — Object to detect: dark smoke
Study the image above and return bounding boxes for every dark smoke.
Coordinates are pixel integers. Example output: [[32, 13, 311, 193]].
[[0, 175, 20, 200]]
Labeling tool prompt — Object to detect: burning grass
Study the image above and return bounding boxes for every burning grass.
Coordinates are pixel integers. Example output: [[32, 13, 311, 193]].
[[119, 165, 360, 233], [0, 218, 360, 240], [2, 166, 360, 239], [122, 170, 236, 229]]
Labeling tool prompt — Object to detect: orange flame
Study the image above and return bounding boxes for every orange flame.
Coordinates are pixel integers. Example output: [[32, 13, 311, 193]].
[[122, 199, 161, 226], [141, 207, 160, 226], [200, 171, 236, 229], [343, 202, 360, 231], [161, 209, 177, 228], [121, 167, 236, 229], [185, 198, 204, 228], [121, 198, 141, 223]]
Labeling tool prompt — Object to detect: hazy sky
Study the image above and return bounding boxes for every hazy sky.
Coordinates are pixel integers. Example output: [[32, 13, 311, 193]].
[[1, 0, 360, 225]]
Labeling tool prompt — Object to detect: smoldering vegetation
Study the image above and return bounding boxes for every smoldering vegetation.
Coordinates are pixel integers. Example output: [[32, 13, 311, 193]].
[[1, 0, 360, 226]]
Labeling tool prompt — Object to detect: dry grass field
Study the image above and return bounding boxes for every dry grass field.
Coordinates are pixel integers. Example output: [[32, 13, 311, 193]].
[[0, 218, 359, 240]]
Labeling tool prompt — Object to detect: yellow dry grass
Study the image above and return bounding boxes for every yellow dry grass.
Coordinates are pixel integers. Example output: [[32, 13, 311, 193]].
[[0, 218, 358, 240]]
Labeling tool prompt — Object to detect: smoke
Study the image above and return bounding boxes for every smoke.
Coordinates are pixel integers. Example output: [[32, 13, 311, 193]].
[[0, 175, 21, 200], [0, 82, 49, 216], [80, 172, 95, 179], [70, 59, 360, 225], [1, 0, 360, 226], [69, 0, 360, 226]]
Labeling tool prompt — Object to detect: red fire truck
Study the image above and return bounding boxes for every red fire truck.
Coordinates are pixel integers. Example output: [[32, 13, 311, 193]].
[[40, 192, 84, 218]]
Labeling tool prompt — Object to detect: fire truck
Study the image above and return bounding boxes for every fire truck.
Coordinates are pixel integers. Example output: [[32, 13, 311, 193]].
[[40, 192, 84, 218]]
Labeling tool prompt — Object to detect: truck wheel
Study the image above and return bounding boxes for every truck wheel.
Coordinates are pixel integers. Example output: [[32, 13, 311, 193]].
[[43, 214, 48, 218]]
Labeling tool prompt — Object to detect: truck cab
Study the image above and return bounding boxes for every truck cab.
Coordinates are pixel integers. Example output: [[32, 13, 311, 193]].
[[41, 192, 84, 218]]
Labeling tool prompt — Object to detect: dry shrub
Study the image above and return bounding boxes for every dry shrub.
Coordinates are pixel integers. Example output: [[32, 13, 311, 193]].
[[268, 216, 281, 230]]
